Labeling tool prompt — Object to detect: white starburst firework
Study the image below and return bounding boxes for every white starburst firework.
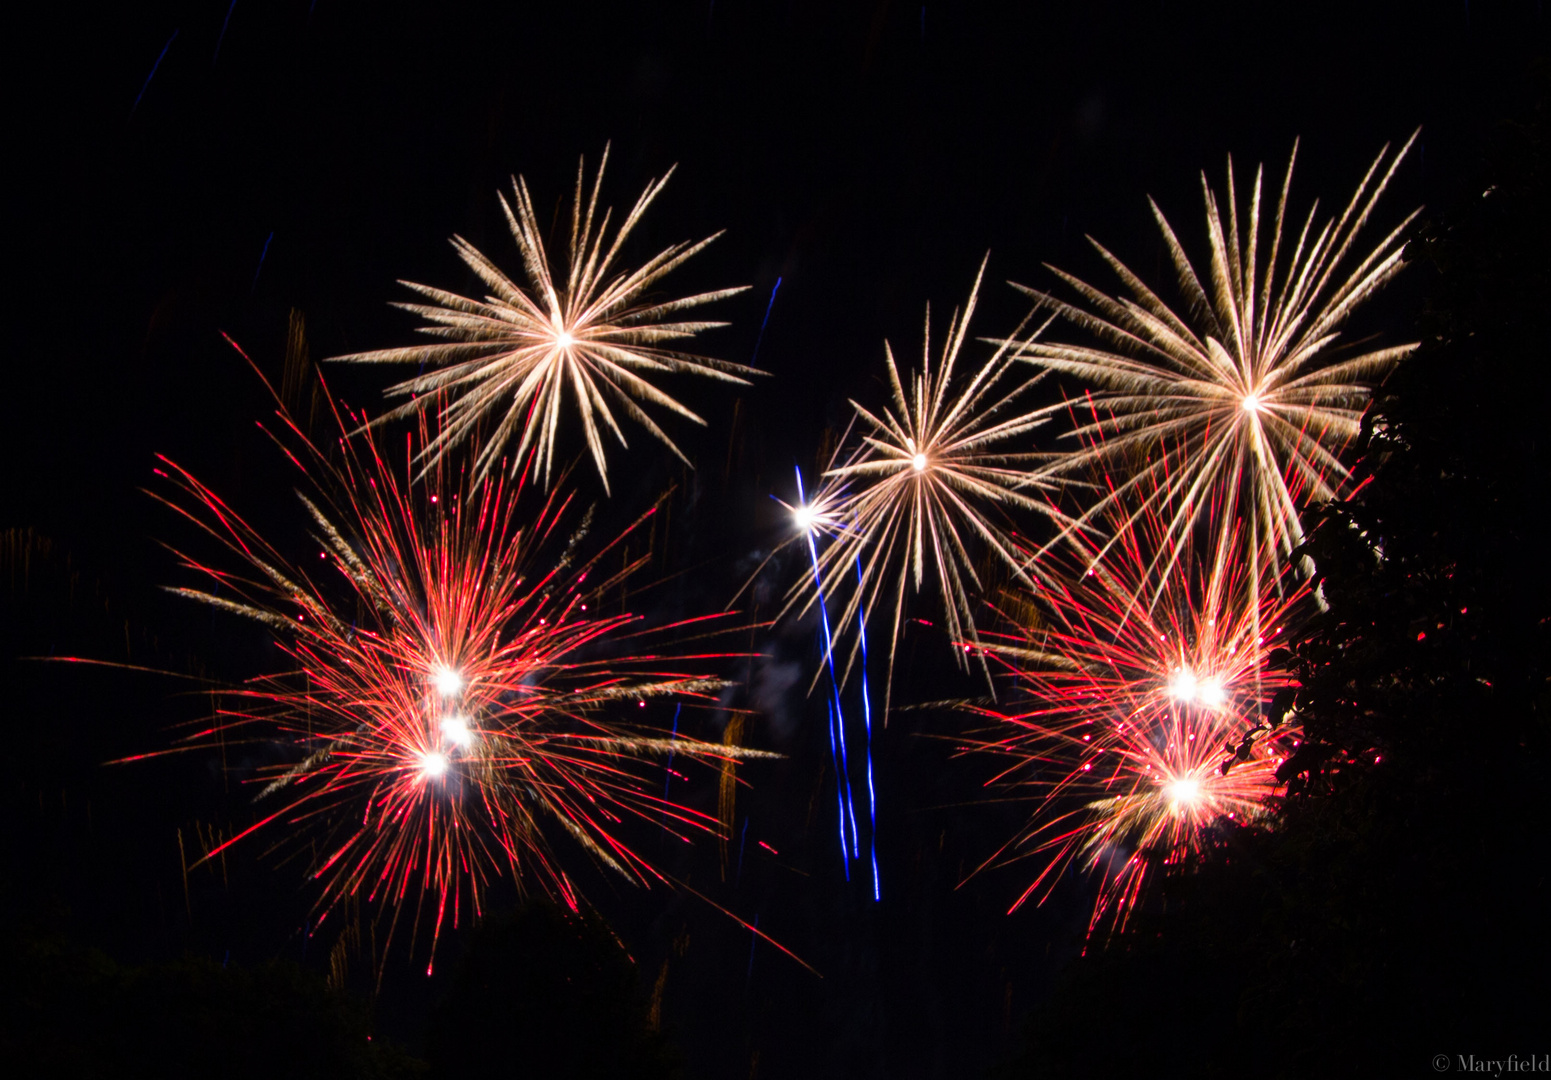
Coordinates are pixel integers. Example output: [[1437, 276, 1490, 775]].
[[1012, 133, 1421, 587], [330, 144, 757, 493], [792, 258, 1070, 711]]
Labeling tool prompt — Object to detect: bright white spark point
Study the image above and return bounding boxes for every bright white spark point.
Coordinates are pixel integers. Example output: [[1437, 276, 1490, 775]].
[[1167, 667, 1198, 703], [432, 667, 464, 697], [556, 331, 575, 348], [793, 504, 814, 533], [419, 751, 450, 779], [1241, 394, 1262, 413], [911, 453, 928, 472], [1198, 678, 1227, 707], [440, 714, 475, 749], [1164, 778, 1201, 805]]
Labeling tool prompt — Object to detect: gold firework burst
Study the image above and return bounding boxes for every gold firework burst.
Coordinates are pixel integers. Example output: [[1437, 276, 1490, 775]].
[[330, 144, 757, 493], [1012, 133, 1420, 586], [791, 257, 1070, 711]]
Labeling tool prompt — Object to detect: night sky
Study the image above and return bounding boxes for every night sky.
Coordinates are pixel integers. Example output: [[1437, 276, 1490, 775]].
[[6, 2, 1546, 1076]]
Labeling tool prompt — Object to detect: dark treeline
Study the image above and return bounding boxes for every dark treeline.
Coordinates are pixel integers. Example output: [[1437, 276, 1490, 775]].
[[2, 902, 678, 1078], [998, 76, 1550, 1079]]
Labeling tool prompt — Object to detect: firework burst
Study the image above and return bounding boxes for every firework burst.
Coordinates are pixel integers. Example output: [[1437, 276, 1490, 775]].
[[788, 258, 1069, 712], [150, 376, 769, 964], [329, 144, 758, 494], [966, 461, 1310, 936], [1011, 133, 1420, 585]]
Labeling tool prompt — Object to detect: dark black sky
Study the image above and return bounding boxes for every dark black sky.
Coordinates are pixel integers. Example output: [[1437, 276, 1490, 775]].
[[6, 2, 1545, 1076]]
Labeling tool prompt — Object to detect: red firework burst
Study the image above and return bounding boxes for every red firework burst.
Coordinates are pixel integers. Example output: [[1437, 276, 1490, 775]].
[[967, 453, 1311, 937], [149, 374, 767, 965]]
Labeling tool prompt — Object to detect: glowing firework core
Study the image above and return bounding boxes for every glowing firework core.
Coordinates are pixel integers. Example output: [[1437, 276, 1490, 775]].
[[440, 714, 475, 750], [419, 751, 450, 780], [556, 330, 575, 349], [1164, 777, 1201, 806], [432, 666, 464, 697], [911, 453, 928, 472], [1167, 667, 1199, 703], [793, 504, 814, 533], [1241, 393, 1263, 413]]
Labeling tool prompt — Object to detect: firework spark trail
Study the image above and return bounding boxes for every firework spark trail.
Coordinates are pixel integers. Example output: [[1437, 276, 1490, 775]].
[[329, 144, 759, 494], [213, 1, 237, 64], [251, 231, 273, 293], [834, 701, 861, 864], [665, 872, 821, 977], [129, 29, 178, 117], [750, 276, 783, 366], [746, 912, 759, 985], [854, 554, 880, 901], [965, 453, 1310, 937], [826, 701, 848, 880], [781, 467, 879, 891], [787, 258, 1072, 716], [663, 702, 681, 798], [1010, 134, 1420, 592], [147, 354, 773, 965], [734, 419, 858, 615], [796, 466, 861, 871]]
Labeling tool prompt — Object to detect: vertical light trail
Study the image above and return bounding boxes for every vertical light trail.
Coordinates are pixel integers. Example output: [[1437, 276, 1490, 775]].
[[251, 230, 274, 293], [855, 555, 880, 901], [797, 466, 859, 869], [834, 687, 861, 862], [663, 702, 681, 798], [213, 1, 238, 65], [750, 277, 783, 367], [827, 701, 849, 881]]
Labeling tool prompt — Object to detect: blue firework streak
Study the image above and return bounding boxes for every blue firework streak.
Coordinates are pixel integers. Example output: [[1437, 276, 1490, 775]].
[[750, 276, 782, 366], [794, 466, 878, 895], [855, 555, 880, 900], [663, 702, 681, 798], [129, 29, 179, 117], [796, 467, 858, 873], [826, 701, 849, 880]]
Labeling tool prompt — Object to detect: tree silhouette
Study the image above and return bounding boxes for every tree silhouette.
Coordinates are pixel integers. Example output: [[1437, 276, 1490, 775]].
[[998, 77, 1550, 1079], [427, 901, 679, 1080]]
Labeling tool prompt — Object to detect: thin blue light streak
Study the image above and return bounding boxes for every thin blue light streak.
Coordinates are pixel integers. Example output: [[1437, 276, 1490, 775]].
[[855, 554, 880, 901], [826, 700, 848, 881], [251, 230, 273, 293], [836, 693, 861, 861], [662, 703, 680, 798], [797, 466, 859, 867], [213, 1, 238, 65], [749, 277, 782, 366], [130, 30, 179, 117]]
